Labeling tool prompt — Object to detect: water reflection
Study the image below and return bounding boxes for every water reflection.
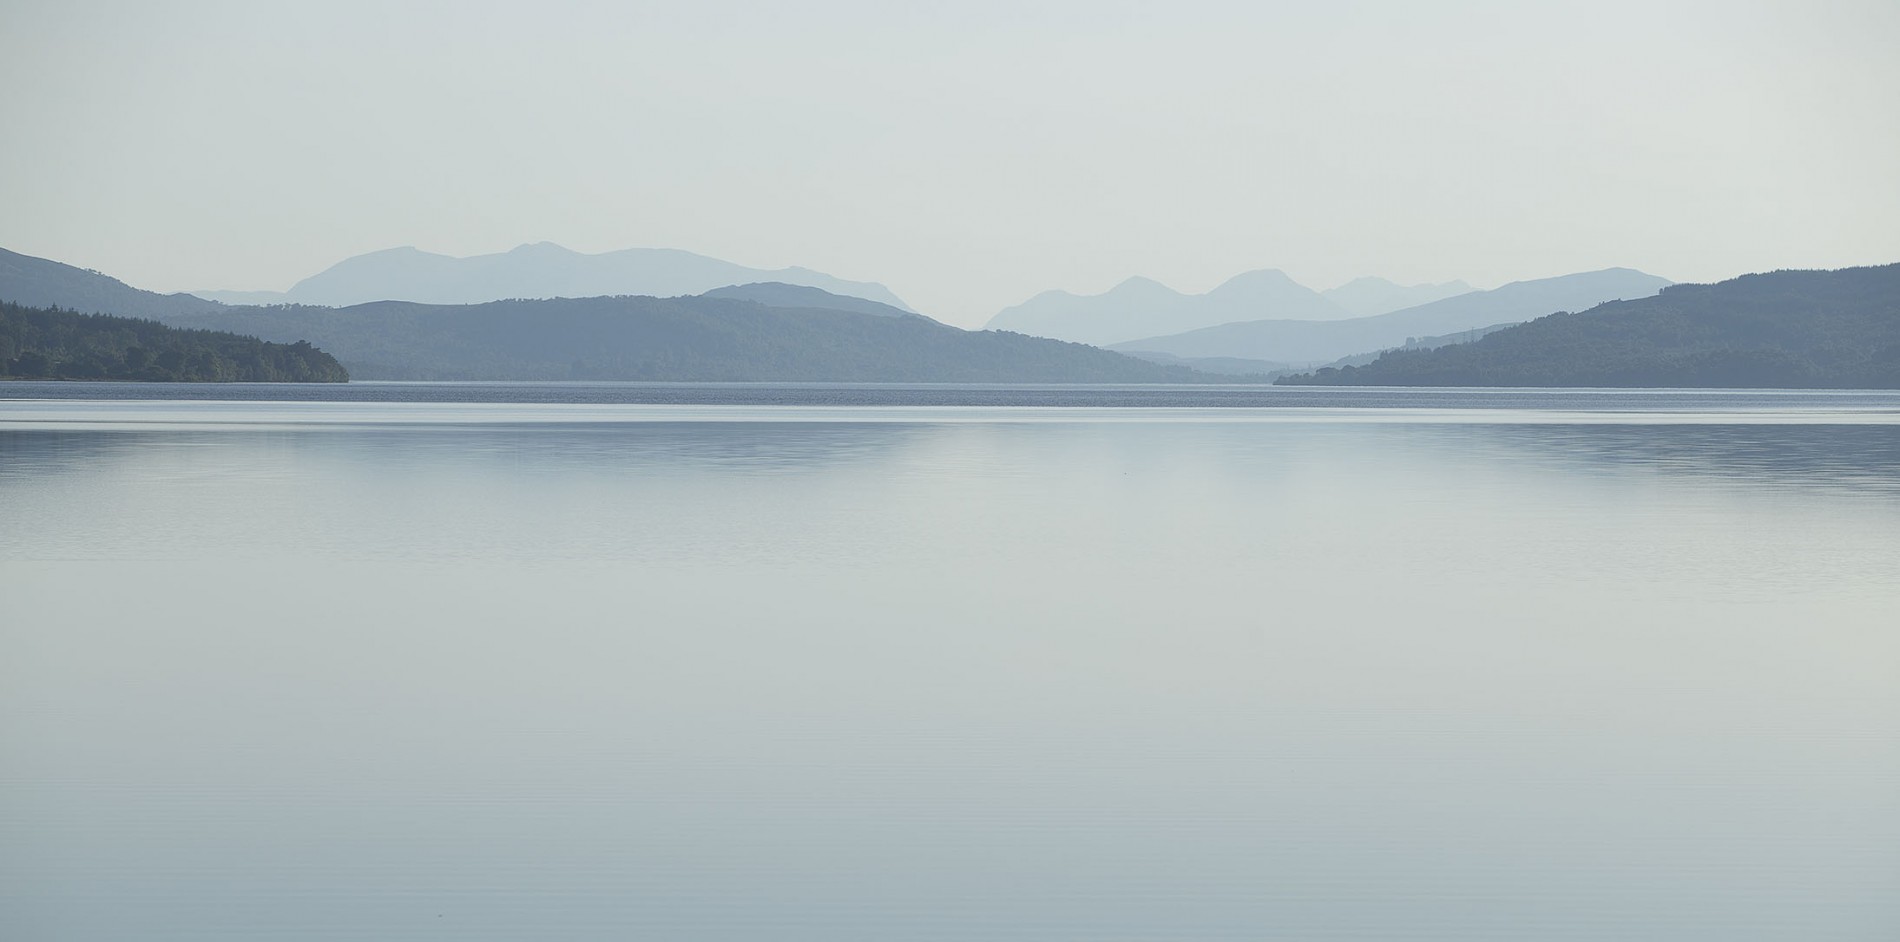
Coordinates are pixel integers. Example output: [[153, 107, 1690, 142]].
[[2, 400, 1898, 941], [4, 417, 1900, 566], [1448, 422, 1900, 494], [0, 422, 931, 476]]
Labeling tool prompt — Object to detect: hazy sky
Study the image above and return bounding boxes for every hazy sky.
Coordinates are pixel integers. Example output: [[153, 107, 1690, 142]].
[[3, 0, 1896, 327]]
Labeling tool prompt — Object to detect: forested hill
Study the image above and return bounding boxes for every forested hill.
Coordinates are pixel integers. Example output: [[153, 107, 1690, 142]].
[[1, 301, 348, 382], [151, 293, 1209, 382], [1277, 265, 1900, 388]]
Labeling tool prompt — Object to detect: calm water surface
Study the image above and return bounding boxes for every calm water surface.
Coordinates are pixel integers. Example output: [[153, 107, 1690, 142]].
[[3, 384, 1898, 940]]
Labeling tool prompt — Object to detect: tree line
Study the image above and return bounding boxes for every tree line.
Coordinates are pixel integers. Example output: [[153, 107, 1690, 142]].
[[0, 300, 348, 382]]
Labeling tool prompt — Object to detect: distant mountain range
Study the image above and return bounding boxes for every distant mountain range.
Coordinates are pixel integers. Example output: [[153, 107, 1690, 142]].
[[1279, 265, 1900, 388], [0, 247, 1212, 383], [985, 272, 1475, 347], [11, 244, 1887, 388], [1111, 268, 1673, 366], [192, 242, 916, 311]]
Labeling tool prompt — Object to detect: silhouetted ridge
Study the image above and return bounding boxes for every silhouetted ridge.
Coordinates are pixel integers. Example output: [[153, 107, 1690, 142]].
[[0, 247, 224, 318]]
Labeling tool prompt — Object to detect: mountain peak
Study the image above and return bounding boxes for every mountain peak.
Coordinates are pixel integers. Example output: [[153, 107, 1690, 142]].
[[1105, 275, 1182, 296], [1115, 275, 1168, 287], [1215, 267, 1294, 284], [351, 245, 438, 260], [1332, 275, 1401, 290], [507, 241, 575, 256], [1207, 268, 1303, 298]]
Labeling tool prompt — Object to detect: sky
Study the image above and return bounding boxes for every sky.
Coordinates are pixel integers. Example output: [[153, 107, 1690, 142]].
[[2, 0, 1897, 328]]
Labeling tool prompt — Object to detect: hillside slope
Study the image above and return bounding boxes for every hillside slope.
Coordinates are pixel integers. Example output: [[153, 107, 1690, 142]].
[[1278, 265, 1900, 388], [0, 248, 223, 319]]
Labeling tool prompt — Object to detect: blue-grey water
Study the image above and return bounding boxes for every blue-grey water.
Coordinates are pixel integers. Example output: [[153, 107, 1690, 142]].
[[3, 384, 1898, 940]]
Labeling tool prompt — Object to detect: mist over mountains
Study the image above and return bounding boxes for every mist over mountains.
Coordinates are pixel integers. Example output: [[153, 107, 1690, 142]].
[[986, 272, 1477, 347], [6, 242, 1890, 388], [194, 242, 916, 312], [0, 247, 1209, 383], [1112, 268, 1673, 366]]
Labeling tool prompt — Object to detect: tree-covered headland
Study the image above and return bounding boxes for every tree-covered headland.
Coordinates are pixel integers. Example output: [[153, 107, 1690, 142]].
[[0, 301, 349, 382]]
